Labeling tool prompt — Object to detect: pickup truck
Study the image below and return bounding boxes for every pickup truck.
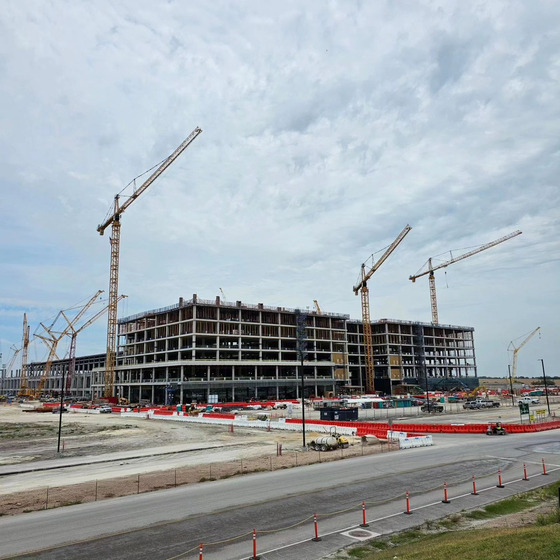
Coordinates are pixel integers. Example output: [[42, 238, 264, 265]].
[[421, 402, 444, 413], [463, 399, 500, 410], [517, 396, 540, 405]]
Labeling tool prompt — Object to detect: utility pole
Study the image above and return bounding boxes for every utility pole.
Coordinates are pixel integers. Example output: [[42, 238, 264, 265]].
[[538, 359, 551, 416]]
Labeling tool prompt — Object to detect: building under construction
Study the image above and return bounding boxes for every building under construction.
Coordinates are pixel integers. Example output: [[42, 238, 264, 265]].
[[5, 295, 478, 402]]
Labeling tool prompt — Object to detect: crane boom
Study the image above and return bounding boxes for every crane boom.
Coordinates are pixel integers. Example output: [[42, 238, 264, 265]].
[[62, 294, 127, 392], [353, 225, 412, 393], [409, 230, 522, 323], [353, 225, 412, 294], [34, 291, 104, 397], [508, 327, 540, 384], [97, 127, 203, 234], [98, 127, 202, 398]]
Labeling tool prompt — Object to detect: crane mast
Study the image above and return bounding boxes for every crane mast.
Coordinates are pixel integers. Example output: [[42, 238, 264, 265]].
[[508, 327, 540, 384], [19, 314, 30, 397], [409, 230, 522, 323], [98, 127, 202, 398], [353, 225, 412, 393]]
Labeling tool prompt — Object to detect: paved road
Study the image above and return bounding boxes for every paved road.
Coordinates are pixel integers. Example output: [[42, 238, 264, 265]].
[[0, 430, 559, 559]]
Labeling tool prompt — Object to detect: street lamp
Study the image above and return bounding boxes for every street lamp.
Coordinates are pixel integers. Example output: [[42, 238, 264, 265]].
[[295, 310, 308, 449], [538, 359, 551, 416]]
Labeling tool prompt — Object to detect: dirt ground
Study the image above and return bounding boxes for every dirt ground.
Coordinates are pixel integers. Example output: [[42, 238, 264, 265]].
[[0, 404, 394, 516]]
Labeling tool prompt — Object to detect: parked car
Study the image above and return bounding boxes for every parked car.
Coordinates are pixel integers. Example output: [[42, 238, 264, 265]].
[[421, 402, 444, 413], [98, 405, 112, 413]]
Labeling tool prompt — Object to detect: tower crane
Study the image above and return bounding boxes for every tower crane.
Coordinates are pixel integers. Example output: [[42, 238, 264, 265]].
[[97, 127, 202, 398], [353, 225, 412, 393], [18, 314, 31, 397], [409, 230, 522, 324], [61, 294, 126, 392], [34, 291, 104, 398], [508, 327, 540, 384]]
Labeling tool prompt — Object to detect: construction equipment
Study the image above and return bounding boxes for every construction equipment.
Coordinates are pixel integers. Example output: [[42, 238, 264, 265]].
[[467, 385, 487, 398], [313, 300, 322, 314], [97, 126, 202, 398], [61, 294, 126, 392], [353, 225, 412, 393], [4, 346, 21, 392], [508, 327, 541, 384], [307, 432, 349, 451], [33, 291, 104, 398], [409, 230, 522, 323]]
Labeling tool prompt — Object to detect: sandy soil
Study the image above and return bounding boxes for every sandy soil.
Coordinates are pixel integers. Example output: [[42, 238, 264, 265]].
[[0, 404, 392, 515]]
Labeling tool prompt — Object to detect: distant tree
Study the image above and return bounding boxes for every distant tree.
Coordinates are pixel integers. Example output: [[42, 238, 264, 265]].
[[531, 377, 546, 386]]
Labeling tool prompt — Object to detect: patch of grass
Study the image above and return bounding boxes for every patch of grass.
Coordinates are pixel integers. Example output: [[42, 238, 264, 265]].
[[360, 525, 560, 560], [465, 509, 493, 520], [437, 513, 462, 529], [390, 528, 424, 545], [347, 546, 373, 558], [463, 496, 534, 520], [536, 509, 560, 526]]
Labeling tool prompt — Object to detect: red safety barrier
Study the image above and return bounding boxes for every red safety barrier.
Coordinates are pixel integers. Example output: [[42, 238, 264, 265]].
[[202, 413, 236, 420]]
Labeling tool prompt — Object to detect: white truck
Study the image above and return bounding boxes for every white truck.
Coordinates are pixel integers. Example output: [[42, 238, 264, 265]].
[[517, 396, 540, 405]]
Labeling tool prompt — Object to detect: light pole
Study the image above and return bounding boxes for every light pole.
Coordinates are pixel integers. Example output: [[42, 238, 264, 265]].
[[538, 359, 551, 416], [508, 364, 515, 406], [295, 310, 308, 449], [57, 366, 68, 453]]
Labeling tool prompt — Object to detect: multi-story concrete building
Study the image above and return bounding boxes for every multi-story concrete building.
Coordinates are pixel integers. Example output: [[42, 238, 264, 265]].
[[4, 296, 478, 402], [1, 353, 105, 399]]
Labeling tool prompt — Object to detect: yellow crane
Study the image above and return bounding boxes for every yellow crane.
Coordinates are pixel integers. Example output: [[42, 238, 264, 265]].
[[313, 300, 322, 314], [353, 225, 412, 393], [97, 127, 202, 398], [409, 230, 522, 324], [508, 327, 540, 384], [33, 291, 104, 398], [61, 294, 126, 393]]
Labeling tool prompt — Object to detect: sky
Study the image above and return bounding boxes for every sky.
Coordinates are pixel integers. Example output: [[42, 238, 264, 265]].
[[1, 0, 558, 380]]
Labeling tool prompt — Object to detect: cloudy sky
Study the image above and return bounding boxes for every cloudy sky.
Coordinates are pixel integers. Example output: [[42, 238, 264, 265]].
[[1, 0, 558, 380]]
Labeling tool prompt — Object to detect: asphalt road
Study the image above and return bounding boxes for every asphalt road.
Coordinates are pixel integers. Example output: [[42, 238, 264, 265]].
[[1, 430, 559, 560]]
